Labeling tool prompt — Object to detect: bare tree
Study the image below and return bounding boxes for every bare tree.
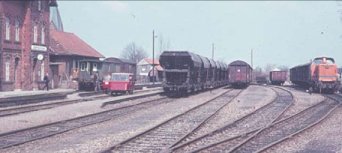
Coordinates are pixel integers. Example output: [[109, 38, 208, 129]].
[[253, 66, 263, 76], [121, 42, 148, 63], [264, 64, 277, 74], [157, 33, 172, 57], [158, 34, 165, 56], [278, 65, 289, 71]]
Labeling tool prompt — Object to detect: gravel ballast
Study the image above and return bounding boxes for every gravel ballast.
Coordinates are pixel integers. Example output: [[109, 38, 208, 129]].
[[1, 88, 228, 153], [0, 90, 161, 134], [181, 85, 277, 142]]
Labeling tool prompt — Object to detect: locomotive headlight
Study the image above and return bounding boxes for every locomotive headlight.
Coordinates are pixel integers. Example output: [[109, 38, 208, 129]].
[[105, 82, 109, 85]]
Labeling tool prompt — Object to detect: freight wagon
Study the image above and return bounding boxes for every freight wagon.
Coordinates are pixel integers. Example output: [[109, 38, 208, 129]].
[[160, 51, 202, 93], [269, 70, 287, 85], [159, 51, 228, 94], [255, 75, 268, 85], [228, 60, 253, 88]]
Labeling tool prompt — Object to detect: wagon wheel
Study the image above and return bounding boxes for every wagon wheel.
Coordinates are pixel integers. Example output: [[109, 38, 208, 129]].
[[129, 90, 134, 94]]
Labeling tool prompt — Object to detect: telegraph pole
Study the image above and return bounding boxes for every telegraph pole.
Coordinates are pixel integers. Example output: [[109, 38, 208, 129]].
[[251, 49, 253, 69], [212, 43, 214, 59], [251, 49, 254, 82], [152, 30, 155, 85]]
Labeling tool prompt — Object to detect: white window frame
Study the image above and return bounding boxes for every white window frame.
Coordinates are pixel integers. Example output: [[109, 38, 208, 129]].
[[41, 27, 45, 44], [5, 17, 10, 41], [33, 25, 38, 43], [81, 63, 87, 71], [5, 62, 10, 81], [93, 63, 98, 72], [15, 20, 20, 42]]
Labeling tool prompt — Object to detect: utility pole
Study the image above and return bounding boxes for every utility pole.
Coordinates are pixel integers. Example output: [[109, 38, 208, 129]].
[[212, 43, 214, 59], [251, 49, 254, 83], [251, 49, 253, 69], [152, 30, 155, 85]]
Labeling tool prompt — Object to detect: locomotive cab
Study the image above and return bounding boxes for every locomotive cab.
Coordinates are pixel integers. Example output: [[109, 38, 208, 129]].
[[312, 57, 339, 93]]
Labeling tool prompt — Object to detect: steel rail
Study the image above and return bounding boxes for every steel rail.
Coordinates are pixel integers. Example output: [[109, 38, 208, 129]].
[[101, 89, 237, 153], [226, 94, 339, 153], [254, 94, 341, 153], [190, 92, 331, 153], [169, 88, 278, 152], [167, 89, 245, 149], [0, 95, 109, 117], [177, 87, 294, 153], [0, 96, 169, 149]]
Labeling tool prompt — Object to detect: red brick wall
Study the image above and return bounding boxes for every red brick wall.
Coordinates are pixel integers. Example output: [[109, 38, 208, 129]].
[[0, 1, 51, 91]]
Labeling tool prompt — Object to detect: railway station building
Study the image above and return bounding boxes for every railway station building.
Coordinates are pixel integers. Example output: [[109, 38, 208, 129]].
[[0, 0, 57, 91], [49, 29, 104, 89]]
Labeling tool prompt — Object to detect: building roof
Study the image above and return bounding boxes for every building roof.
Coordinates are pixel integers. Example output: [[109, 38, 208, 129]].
[[155, 65, 163, 71], [104, 57, 136, 65], [143, 58, 160, 65], [50, 29, 104, 58]]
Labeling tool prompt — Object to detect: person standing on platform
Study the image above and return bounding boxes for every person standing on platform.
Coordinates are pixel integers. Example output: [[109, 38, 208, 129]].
[[43, 73, 50, 91]]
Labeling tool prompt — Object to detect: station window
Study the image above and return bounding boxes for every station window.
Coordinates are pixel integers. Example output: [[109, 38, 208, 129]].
[[33, 25, 38, 43], [93, 63, 98, 71], [15, 20, 20, 42], [5, 62, 10, 81], [81, 63, 87, 71], [5, 17, 10, 41], [41, 27, 45, 44], [142, 65, 147, 72]]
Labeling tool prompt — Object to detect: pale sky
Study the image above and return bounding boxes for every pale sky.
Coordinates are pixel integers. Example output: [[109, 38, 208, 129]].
[[58, 1, 342, 68]]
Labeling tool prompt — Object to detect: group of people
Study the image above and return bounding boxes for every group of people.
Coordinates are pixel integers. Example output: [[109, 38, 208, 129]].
[[41, 72, 107, 92]]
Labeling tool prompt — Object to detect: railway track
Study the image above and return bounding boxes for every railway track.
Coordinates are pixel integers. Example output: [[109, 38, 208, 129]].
[[0, 89, 163, 118], [0, 94, 110, 117], [170, 87, 294, 153], [101, 89, 243, 153], [193, 92, 340, 153], [0, 95, 171, 149]]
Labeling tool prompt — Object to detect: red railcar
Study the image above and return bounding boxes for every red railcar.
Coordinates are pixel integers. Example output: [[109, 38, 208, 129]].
[[108, 73, 135, 95], [228, 60, 253, 88], [101, 74, 111, 93], [270, 71, 287, 85]]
